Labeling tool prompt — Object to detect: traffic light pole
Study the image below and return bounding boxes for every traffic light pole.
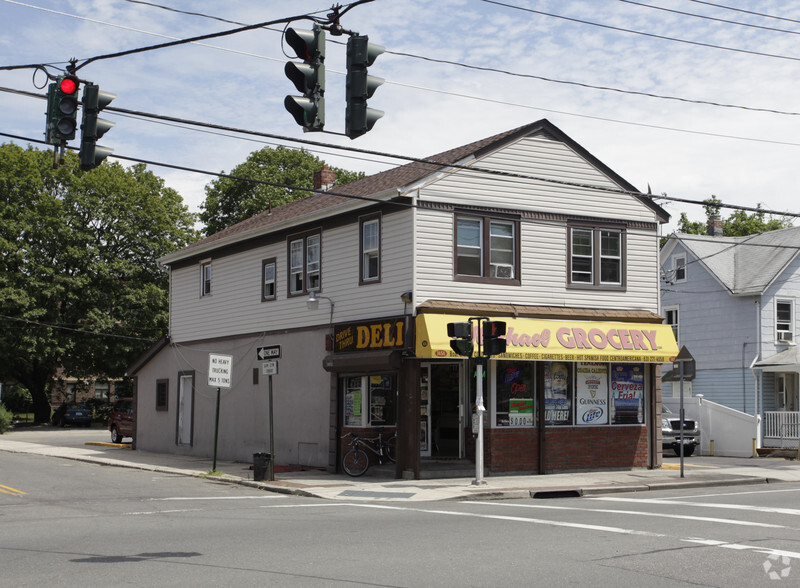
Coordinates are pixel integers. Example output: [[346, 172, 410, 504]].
[[474, 358, 487, 486]]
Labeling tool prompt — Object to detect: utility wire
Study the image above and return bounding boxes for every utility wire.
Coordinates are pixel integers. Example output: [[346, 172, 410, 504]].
[[2, 129, 798, 223], [4, 1, 800, 117], [482, 0, 800, 63], [619, 0, 800, 36], [687, 0, 800, 26]]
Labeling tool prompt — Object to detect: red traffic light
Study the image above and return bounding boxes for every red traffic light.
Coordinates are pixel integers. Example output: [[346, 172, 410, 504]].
[[59, 76, 78, 95]]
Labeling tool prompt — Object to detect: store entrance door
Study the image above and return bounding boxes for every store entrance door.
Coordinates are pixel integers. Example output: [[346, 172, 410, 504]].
[[420, 363, 463, 458]]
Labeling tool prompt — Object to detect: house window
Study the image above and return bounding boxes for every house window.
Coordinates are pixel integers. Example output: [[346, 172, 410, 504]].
[[665, 306, 679, 344], [156, 379, 169, 411], [777, 299, 794, 343], [674, 254, 687, 283], [568, 226, 625, 288], [288, 232, 321, 295], [342, 374, 397, 427], [360, 215, 380, 283], [455, 214, 519, 282], [200, 261, 212, 296], [94, 382, 109, 400], [495, 362, 535, 427], [262, 258, 276, 301]]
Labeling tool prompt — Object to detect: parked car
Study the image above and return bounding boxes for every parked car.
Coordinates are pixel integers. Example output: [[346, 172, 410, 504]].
[[662, 405, 700, 457], [108, 399, 134, 443], [51, 403, 93, 428]]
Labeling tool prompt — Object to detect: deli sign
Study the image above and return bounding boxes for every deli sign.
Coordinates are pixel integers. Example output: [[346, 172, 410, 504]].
[[334, 319, 406, 352]]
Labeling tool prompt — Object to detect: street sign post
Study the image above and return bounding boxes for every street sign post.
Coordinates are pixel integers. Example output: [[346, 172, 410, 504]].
[[208, 353, 233, 472], [673, 346, 696, 478]]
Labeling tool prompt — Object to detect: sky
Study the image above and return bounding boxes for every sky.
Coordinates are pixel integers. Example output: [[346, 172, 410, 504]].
[[2, 0, 800, 235]]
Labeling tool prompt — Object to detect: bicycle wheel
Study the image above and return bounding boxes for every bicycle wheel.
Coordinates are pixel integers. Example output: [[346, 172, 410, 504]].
[[342, 447, 370, 477], [385, 436, 397, 463]]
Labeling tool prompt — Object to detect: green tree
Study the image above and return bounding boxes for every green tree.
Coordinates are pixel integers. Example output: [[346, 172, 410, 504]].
[[676, 195, 792, 237], [200, 146, 365, 235], [0, 144, 198, 423]]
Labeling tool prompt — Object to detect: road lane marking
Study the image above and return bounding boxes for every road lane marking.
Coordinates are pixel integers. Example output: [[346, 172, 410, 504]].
[[0, 484, 26, 496], [661, 487, 800, 500], [148, 496, 280, 501], [590, 496, 800, 516], [337, 503, 800, 561], [466, 501, 787, 528]]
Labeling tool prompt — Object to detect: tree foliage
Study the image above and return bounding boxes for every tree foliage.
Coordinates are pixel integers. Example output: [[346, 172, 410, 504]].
[[200, 146, 365, 235], [676, 196, 793, 236], [0, 144, 198, 423]]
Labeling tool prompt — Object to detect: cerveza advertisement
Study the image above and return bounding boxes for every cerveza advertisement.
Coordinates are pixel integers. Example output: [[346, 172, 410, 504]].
[[416, 315, 678, 363]]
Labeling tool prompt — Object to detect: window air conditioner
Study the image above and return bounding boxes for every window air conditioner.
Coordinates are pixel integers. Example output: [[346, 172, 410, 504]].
[[494, 264, 514, 279], [777, 331, 793, 342]]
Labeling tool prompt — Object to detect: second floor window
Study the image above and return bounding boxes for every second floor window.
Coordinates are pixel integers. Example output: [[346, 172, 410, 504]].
[[262, 258, 276, 301], [665, 306, 679, 344], [674, 254, 687, 282], [361, 216, 380, 283], [288, 232, 321, 295], [200, 261, 212, 296], [568, 226, 624, 288], [455, 215, 519, 282], [777, 299, 794, 342]]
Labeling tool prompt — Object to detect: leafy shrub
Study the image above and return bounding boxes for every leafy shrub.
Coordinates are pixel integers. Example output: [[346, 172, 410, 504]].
[[0, 405, 12, 434]]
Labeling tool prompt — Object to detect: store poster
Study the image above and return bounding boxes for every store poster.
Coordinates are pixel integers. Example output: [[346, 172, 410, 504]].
[[544, 361, 570, 425], [344, 376, 362, 426], [497, 364, 533, 426], [611, 364, 644, 424], [576, 362, 609, 425]]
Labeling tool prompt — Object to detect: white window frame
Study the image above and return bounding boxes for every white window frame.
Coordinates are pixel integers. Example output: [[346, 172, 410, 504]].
[[200, 260, 212, 297], [568, 226, 625, 289], [673, 253, 687, 283], [288, 232, 322, 296], [455, 214, 519, 282], [664, 305, 679, 345], [776, 299, 794, 343], [262, 258, 276, 301], [361, 217, 380, 283]]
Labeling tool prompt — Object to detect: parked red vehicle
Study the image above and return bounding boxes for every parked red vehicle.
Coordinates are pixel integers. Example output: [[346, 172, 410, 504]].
[[108, 398, 134, 443]]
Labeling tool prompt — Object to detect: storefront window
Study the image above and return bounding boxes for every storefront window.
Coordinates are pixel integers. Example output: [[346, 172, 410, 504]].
[[343, 374, 397, 427], [575, 362, 609, 425], [610, 364, 645, 424], [544, 361, 572, 425], [495, 361, 535, 427]]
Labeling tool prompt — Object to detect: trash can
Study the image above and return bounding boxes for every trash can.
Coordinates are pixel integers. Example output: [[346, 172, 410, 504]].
[[253, 452, 271, 481]]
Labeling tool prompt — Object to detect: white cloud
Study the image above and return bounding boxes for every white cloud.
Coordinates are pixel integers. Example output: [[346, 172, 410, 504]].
[[2, 0, 799, 233]]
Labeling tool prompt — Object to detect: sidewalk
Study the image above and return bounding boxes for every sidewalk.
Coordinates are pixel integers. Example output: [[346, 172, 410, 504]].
[[3, 434, 800, 502]]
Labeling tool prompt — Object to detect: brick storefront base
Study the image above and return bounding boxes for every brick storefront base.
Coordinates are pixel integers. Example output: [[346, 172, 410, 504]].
[[471, 426, 649, 473]]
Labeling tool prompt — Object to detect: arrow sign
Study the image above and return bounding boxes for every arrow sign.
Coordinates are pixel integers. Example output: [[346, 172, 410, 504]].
[[257, 345, 281, 360]]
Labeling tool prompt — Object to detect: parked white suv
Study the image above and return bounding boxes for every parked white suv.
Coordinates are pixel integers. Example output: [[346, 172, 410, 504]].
[[662, 405, 700, 457]]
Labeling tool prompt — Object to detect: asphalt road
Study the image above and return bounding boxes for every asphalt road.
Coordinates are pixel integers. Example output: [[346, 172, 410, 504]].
[[3, 449, 800, 587]]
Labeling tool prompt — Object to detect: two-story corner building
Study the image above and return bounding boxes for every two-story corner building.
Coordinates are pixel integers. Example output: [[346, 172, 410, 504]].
[[128, 119, 677, 478], [660, 222, 800, 448]]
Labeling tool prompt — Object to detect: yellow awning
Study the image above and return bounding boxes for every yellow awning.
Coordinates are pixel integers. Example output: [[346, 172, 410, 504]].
[[415, 314, 678, 363]]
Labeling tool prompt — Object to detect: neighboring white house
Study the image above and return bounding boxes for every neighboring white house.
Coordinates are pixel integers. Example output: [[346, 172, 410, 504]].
[[129, 119, 677, 478], [660, 222, 800, 448]]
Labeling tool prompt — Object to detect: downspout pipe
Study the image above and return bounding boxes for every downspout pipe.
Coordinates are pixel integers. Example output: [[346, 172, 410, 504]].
[[750, 299, 762, 449]]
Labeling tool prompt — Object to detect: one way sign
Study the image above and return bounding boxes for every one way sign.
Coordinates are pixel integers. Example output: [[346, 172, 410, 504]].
[[257, 345, 281, 360]]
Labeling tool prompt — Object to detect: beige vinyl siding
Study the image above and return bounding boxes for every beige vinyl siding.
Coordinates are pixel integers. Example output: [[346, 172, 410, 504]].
[[422, 135, 655, 222], [415, 212, 660, 312], [169, 211, 414, 343]]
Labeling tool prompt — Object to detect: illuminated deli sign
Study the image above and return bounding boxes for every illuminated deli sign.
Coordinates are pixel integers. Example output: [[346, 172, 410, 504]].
[[415, 314, 678, 363], [334, 319, 406, 352]]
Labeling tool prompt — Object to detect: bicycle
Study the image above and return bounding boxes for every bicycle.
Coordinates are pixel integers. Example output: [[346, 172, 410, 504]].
[[341, 428, 397, 477]]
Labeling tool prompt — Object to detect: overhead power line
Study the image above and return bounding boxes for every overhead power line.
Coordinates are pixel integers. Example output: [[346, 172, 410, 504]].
[[3, 0, 800, 117], [619, 0, 800, 36], [687, 0, 800, 26], [2, 128, 797, 223], [482, 0, 800, 63]]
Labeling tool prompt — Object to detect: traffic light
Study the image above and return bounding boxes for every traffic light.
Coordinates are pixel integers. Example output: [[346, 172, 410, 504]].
[[284, 24, 325, 132], [345, 35, 385, 139], [79, 83, 116, 171], [483, 321, 507, 356], [45, 75, 80, 145], [447, 322, 474, 357]]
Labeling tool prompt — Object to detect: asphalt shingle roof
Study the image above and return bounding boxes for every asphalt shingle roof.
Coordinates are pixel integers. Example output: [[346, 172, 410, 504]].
[[675, 225, 800, 295]]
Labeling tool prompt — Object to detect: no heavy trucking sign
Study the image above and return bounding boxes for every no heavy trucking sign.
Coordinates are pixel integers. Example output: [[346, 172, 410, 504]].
[[208, 353, 233, 388]]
